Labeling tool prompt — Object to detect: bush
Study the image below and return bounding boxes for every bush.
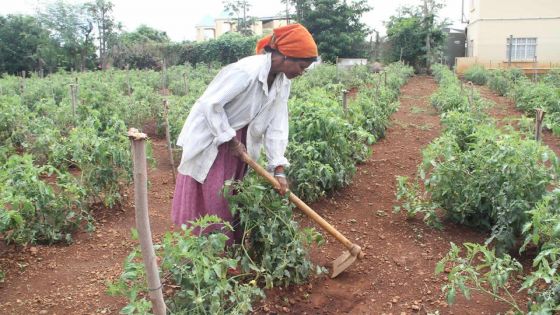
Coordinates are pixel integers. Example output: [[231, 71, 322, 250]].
[[487, 70, 510, 96], [463, 65, 488, 85], [421, 122, 558, 253]]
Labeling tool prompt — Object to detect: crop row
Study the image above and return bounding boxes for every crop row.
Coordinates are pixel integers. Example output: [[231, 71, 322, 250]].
[[397, 64, 560, 313], [109, 62, 414, 313]]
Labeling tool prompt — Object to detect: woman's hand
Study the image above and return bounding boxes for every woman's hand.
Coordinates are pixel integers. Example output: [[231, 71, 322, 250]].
[[274, 166, 289, 196], [228, 138, 246, 156]]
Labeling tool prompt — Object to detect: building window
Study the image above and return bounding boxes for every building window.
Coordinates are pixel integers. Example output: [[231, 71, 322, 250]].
[[506, 37, 537, 61]]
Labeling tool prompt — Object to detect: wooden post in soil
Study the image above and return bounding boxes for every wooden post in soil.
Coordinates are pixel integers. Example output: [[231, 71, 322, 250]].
[[535, 109, 545, 141], [466, 82, 474, 107], [183, 72, 189, 95], [69, 84, 78, 120], [161, 58, 167, 95], [341, 89, 348, 114], [384, 71, 387, 87], [126, 64, 132, 96], [128, 128, 167, 315], [163, 100, 176, 183]]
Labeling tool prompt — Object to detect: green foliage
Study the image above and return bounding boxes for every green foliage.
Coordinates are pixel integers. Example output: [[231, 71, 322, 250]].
[[421, 123, 557, 253], [287, 90, 372, 201], [430, 64, 488, 113], [394, 175, 441, 229], [384, 5, 447, 69], [226, 177, 325, 288], [36, 0, 97, 72], [108, 216, 264, 315], [521, 189, 560, 313], [180, 33, 258, 66], [0, 95, 32, 146], [463, 65, 488, 85], [510, 80, 560, 131], [542, 69, 560, 88], [436, 242, 524, 313], [0, 14, 57, 74], [0, 154, 90, 244], [111, 25, 173, 70], [49, 116, 133, 208], [296, 0, 372, 63], [486, 69, 523, 97]]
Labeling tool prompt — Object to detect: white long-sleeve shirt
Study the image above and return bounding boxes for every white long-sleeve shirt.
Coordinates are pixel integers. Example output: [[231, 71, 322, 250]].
[[176, 53, 291, 183]]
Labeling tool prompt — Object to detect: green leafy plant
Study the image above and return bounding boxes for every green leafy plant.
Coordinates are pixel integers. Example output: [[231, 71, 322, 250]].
[[0, 154, 89, 244], [394, 175, 441, 229], [226, 176, 325, 288], [436, 242, 524, 313], [108, 216, 264, 315], [463, 65, 488, 85]]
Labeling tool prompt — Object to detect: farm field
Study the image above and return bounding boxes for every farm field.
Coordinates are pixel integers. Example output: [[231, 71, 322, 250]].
[[2, 70, 557, 314]]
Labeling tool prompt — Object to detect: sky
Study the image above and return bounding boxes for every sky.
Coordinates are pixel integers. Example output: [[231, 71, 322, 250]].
[[1, 0, 466, 42]]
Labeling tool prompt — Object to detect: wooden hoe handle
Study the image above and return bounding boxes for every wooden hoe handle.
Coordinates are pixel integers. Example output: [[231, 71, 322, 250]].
[[238, 151, 361, 255]]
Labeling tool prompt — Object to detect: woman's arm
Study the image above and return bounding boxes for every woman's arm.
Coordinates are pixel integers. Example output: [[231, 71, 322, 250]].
[[264, 85, 291, 195], [196, 67, 251, 145]]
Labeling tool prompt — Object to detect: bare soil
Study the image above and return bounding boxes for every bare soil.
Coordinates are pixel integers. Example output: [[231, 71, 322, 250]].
[[1, 76, 556, 314]]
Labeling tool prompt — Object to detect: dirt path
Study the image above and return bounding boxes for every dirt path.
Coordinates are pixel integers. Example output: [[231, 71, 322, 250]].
[[0, 76, 535, 314]]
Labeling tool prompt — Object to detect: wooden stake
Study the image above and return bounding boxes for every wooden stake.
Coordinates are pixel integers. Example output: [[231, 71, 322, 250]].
[[161, 58, 167, 94], [128, 128, 167, 315], [183, 72, 189, 95], [126, 64, 132, 96], [19, 78, 25, 95], [535, 109, 545, 141], [163, 100, 176, 183], [467, 82, 474, 107], [70, 84, 78, 120], [384, 71, 387, 86], [342, 89, 348, 114]]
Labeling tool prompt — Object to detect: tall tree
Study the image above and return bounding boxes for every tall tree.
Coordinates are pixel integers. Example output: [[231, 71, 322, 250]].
[[385, 4, 447, 71], [291, 0, 371, 63], [223, 0, 255, 36], [85, 0, 116, 69], [37, 0, 96, 71], [111, 25, 171, 69], [0, 14, 57, 74]]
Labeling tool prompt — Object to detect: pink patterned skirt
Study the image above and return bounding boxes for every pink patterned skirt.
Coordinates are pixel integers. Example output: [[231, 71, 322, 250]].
[[171, 127, 247, 245]]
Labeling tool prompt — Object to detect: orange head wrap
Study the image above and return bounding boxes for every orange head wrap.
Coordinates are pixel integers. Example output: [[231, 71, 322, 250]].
[[255, 23, 318, 59]]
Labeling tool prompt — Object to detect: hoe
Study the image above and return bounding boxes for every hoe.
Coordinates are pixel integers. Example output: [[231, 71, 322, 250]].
[[237, 150, 365, 278]]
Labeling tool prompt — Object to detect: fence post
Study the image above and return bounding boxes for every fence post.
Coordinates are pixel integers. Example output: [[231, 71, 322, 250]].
[[128, 128, 167, 315], [126, 64, 132, 96], [183, 72, 189, 95], [163, 100, 176, 183], [342, 89, 348, 114], [69, 84, 78, 120], [535, 109, 545, 141], [161, 58, 167, 94], [384, 71, 387, 86]]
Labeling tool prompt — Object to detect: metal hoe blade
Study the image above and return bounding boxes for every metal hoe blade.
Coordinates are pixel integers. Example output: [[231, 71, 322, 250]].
[[331, 244, 363, 278]]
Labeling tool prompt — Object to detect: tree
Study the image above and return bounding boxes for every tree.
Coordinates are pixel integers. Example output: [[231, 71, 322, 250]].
[[0, 14, 57, 74], [385, 3, 447, 71], [285, 0, 371, 63], [85, 0, 116, 69], [223, 0, 255, 36], [111, 25, 171, 69], [37, 0, 96, 71]]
